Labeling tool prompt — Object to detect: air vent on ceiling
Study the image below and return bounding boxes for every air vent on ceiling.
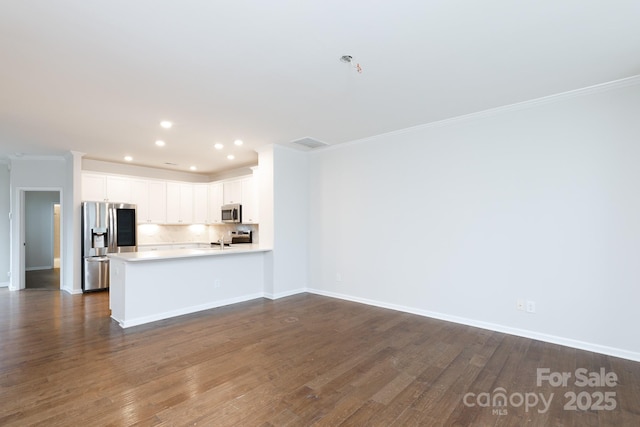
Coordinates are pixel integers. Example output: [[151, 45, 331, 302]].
[[291, 137, 328, 149]]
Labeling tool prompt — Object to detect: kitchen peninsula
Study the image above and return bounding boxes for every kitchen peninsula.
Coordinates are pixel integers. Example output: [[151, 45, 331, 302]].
[[108, 245, 271, 328]]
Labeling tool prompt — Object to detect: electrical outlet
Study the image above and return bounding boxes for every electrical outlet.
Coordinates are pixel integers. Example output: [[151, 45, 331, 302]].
[[526, 300, 536, 313], [517, 299, 525, 311], [336, 273, 342, 282], [214, 279, 221, 288]]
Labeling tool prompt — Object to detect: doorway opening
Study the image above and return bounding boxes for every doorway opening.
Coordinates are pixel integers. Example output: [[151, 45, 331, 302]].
[[24, 192, 61, 290]]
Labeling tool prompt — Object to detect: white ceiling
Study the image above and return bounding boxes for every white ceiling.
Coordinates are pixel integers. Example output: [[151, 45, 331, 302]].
[[1, 1, 639, 174]]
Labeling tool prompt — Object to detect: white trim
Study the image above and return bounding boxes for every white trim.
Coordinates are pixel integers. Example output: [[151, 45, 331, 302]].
[[25, 266, 54, 271], [113, 292, 265, 328], [313, 74, 640, 153], [62, 287, 82, 295], [0, 281, 8, 288], [306, 288, 640, 363], [264, 287, 306, 300], [8, 154, 66, 162]]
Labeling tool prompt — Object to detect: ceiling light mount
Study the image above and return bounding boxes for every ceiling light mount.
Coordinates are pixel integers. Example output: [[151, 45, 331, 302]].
[[339, 55, 362, 73]]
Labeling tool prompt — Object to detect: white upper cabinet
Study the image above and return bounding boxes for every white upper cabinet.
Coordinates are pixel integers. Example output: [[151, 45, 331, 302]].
[[223, 180, 243, 205], [82, 174, 106, 201], [131, 180, 148, 222], [209, 182, 223, 224], [241, 175, 259, 224], [193, 184, 209, 224], [166, 182, 194, 224], [132, 180, 167, 224], [81, 171, 259, 225], [220, 175, 259, 223], [82, 173, 132, 203], [106, 176, 132, 203], [147, 181, 168, 223]]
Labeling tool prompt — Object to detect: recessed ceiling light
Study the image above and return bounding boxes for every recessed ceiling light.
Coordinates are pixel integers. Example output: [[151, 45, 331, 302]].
[[214, 143, 224, 150], [234, 139, 243, 146], [155, 140, 166, 147], [160, 121, 172, 129], [190, 166, 197, 171], [227, 154, 235, 160], [124, 156, 133, 162]]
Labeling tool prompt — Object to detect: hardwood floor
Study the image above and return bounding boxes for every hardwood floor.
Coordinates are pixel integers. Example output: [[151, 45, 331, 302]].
[[25, 268, 60, 290], [0, 289, 638, 426]]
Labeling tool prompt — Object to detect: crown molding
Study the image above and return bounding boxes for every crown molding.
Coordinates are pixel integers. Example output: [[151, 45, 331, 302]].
[[318, 74, 640, 153]]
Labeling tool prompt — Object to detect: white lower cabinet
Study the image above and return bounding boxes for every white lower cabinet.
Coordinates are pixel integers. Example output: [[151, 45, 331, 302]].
[[137, 245, 165, 252], [138, 243, 208, 252]]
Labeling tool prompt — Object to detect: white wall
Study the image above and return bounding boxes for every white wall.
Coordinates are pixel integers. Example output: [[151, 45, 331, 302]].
[[9, 154, 82, 293], [82, 158, 214, 183], [258, 144, 309, 298], [307, 77, 640, 361], [272, 145, 309, 297], [0, 162, 9, 286], [25, 191, 60, 270]]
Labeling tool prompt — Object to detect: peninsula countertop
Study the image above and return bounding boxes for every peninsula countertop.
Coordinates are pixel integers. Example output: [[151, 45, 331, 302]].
[[108, 244, 271, 262]]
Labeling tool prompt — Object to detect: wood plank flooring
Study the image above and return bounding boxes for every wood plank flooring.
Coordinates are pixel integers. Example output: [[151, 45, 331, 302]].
[[0, 288, 639, 426], [25, 268, 60, 290]]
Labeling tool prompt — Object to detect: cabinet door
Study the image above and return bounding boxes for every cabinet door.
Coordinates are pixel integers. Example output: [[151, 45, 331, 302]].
[[223, 180, 242, 205], [82, 174, 106, 201], [193, 184, 209, 224], [209, 183, 223, 223], [131, 180, 149, 223], [106, 176, 132, 203], [105, 176, 132, 203], [241, 176, 259, 224], [167, 183, 194, 224], [147, 181, 167, 224], [166, 183, 181, 223], [179, 184, 194, 224]]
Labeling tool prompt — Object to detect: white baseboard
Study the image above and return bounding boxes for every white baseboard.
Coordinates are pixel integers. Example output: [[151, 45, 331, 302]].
[[264, 287, 306, 300], [0, 281, 8, 288], [113, 292, 265, 328], [306, 288, 640, 363]]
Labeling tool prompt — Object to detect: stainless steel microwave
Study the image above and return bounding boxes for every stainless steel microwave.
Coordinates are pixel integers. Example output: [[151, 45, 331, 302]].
[[221, 204, 242, 223]]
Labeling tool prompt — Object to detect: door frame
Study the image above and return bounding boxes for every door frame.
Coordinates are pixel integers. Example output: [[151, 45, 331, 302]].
[[12, 188, 63, 290]]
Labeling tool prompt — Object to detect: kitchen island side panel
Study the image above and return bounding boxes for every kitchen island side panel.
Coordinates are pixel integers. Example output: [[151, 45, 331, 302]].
[[109, 258, 126, 323], [110, 252, 265, 327]]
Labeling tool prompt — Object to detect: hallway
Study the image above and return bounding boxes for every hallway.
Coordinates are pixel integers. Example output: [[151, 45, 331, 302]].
[[25, 268, 60, 290]]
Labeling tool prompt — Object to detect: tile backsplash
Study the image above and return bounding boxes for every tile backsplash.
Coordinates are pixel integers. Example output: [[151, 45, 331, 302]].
[[137, 224, 258, 245]]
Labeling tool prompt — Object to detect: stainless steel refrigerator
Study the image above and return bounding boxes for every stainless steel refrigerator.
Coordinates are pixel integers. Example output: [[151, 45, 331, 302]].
[[81, 202, 137, 292]]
